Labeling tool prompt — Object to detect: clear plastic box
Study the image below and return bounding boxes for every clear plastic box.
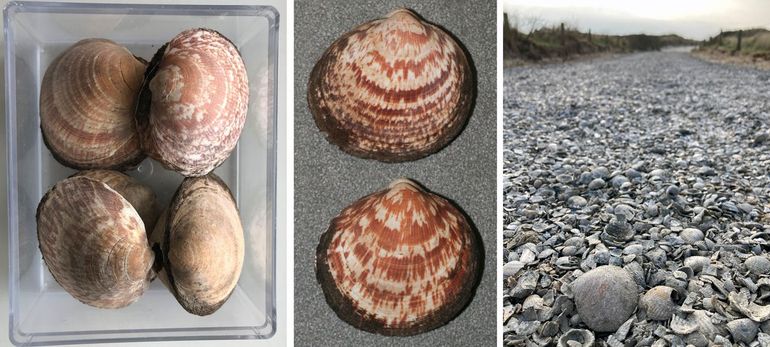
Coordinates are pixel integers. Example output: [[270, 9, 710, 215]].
[[4, 2, 279, 345]]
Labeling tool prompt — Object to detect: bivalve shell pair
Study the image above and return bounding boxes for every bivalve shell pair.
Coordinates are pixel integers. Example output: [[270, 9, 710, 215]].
[[40, 39, 147, 170], [308, 9, 475, 162], [316, 178, 481, 335], [36, 172, 158, 308], [137, 28, 249, 176], [151, 174, 245, 315]]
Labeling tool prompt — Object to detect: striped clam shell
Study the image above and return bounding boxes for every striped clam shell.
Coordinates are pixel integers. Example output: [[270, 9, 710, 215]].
[[36, 176, 154, 308], [316, 178, 482, 335], [73, 170, 160, 232], [137, 28, 249, 177], [308, 9, 474, 162], [40, 39, 146, 170], [150, 174, 244, 316]]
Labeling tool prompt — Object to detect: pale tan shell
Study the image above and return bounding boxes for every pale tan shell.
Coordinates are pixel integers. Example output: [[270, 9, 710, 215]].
[[151, 174, 244, 315], [73, 170, 160, 232], [40, 39, 146, 170], [136, 28, 249, 177], [36, 176, 153, 308], [308, 9, 474, 162], [316, 178, 482, 336], [639, 286, 680, 321]]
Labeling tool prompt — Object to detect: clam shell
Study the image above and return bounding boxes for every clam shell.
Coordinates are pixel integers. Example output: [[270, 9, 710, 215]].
[[73, 170, 160, 231], [745, 255, 770, 275], [557, 328, 595, 347], [152, 174, 245, 315], [572, 265, 638, 332], [670, 313, 698, 335], [315, 178, 482, 335], [307, 9, 474, 162], [137, 28, 249, 177], [727, 318, 759, 343], [36, 176, 153, 308], [639, 286, 680, 321], [40, 39, 146, 170]]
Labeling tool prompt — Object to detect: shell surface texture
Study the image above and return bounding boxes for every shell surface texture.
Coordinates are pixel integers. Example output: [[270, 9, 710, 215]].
[[40, 39, 146, 170], [73, 170, 160, 231], [36, 176, 154, 308], [137, 28, 249, 177], [639, 286, 680, 321], [308, 9, 475, 162], [316, 178, 482, 336], [572, 265, 638, 332], [152, 174, 245, 316]]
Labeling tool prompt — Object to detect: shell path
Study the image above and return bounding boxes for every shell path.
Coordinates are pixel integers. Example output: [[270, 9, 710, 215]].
[[502, 52, 770, 345]]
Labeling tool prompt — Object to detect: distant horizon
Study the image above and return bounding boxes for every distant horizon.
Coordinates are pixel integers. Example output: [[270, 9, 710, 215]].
[[503, 0, 770, 41]]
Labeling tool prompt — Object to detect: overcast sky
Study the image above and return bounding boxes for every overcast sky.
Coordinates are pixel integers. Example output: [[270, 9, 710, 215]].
[[503, 0, 770, 40]]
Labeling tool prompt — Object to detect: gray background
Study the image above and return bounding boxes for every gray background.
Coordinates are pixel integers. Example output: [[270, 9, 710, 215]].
[[294, 0, 496, 345]]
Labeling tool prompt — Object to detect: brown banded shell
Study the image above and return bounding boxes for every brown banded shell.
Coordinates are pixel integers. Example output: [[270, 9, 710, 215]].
[[308, 9, 474, 162], [151, 174, 244, 316], [73, 170, 160, 231], [36, 176, 154, 308], [572, 265, 638, 332], [316, 178, 482, 336], [40, 39, 146, 170], [136, 28, 249, 177]]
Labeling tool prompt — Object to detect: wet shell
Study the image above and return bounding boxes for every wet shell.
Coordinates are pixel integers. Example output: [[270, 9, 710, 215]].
[[639, 286, 680, 321], [316, 178, 482, 335], [36, 176, 153, 308], [151, 174, 244, 315], [73, 170, 160, 231], [572, 265, 638, 332], [40, 39, 146, 170], [136, 28, 249, 177], [308, 9, 474, 162]]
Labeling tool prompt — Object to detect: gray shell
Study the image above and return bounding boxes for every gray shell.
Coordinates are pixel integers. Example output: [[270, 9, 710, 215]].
[[572, 265, 638, 332]]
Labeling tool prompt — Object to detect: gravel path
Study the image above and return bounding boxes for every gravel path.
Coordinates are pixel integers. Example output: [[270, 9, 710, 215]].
[[503, 52, 770, 346]]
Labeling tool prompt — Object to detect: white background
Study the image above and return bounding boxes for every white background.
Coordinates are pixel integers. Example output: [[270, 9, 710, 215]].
[[0, 0, 293, 346]]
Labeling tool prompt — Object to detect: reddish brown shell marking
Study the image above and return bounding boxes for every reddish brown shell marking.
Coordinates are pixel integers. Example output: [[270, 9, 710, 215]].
[[40, 39, 147, 170], [137, 28, 249, 177], [36, 176, 154, 308], [316, 178, 481, 335], [308, 9, 475, 162]]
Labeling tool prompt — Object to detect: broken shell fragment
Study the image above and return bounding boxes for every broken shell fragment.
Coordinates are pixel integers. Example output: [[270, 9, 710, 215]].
[[73, 170, 160, 231], [36, 176, 153, 308], [729, 291, 770, 322], [639, 286, 680, 321], [137, 28, 249, 177], [572, 265, 638, 332], [316, 178, 482, 335], [152, 174, 245, 315], [40, 39, 146, 170], [308, 9, 475, 162]]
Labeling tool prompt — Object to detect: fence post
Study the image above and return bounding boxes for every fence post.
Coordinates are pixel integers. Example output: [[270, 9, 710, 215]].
[[736, 30, 742, 53]]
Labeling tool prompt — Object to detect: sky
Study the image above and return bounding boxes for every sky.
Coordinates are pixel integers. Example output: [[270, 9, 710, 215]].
[[503, 0, 770, 40]]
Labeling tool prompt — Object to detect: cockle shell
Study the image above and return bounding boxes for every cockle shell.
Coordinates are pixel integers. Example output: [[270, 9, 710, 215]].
[[308, 9, 474, 162], [36, 176, 154, 308], [40, 39, 146, 170], [73, 170, 160, 231], [572, 265, 638, 332], [316, 178, 482, 335], [151, 174, 244, 315], [557, 329, 595, 347], [639, 286, 680, 321], [136, 28, 249, 177]]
